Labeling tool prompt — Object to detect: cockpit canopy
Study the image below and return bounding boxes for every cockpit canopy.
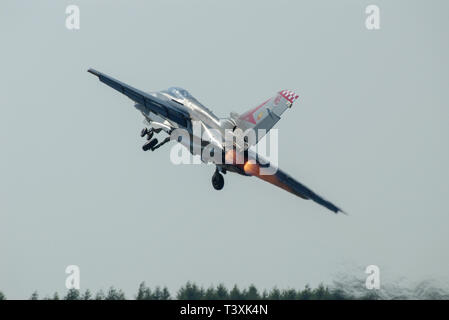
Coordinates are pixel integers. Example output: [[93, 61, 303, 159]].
[[162, 86, 218, 120], [164, 87, 193, 100]]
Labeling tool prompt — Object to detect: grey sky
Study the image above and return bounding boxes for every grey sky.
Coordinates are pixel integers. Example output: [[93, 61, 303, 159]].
[[1, 0, 448, 299]]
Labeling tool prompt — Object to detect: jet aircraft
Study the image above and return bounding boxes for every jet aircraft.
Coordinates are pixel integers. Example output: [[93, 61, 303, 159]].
[[88, 69, 344, 214]]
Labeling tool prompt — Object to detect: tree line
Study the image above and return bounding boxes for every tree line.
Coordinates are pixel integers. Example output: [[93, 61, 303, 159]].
[[0, 282, 378, 300]]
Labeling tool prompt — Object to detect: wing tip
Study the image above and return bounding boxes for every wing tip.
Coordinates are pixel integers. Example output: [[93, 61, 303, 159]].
[[332, 205, 348, 215], [87, 68, 100, 77]]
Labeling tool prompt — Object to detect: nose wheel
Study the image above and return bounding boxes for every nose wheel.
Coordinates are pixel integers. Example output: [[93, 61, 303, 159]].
[[212, 169, 224, 190]]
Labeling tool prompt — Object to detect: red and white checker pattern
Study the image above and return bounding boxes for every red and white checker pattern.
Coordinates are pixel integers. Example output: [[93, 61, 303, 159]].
[[279, 90, 299, 103]]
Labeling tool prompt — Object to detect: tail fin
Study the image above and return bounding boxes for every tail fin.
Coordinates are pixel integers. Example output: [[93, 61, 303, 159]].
[[231, 90, 299, 146]]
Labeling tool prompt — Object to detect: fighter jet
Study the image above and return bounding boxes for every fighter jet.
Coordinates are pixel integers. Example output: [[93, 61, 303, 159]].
[[88, 69, 344, 214]]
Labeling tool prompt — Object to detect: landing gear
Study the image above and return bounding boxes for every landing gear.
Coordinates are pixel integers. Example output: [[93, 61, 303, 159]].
[[151, 137, 170, 151], [141, 127, 171, 152], [140, 128, 148, 137], [142, 139, 158, 151], [212, 169, 224, 190], [141, 128, 154, 139]]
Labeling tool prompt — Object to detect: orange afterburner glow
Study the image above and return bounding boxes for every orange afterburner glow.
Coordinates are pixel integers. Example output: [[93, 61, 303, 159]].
[[243, 161, 260, 176], [243, 160, 298, 196], [226, 149, 297, 198]]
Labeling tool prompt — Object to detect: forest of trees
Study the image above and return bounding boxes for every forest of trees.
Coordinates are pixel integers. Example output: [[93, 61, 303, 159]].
[[0, 282, 379, 300]]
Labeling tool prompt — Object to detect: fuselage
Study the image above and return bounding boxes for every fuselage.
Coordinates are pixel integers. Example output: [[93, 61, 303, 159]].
[[138, 87, 259, 175]]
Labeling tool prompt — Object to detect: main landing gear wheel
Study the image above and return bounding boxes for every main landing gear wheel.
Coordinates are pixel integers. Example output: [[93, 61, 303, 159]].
[[212, 170, 224, 190], [142, 139, 158, 151], [140, 128, 148, 137], [146, 131, 154, 140], [141, 128, 154, 139]]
